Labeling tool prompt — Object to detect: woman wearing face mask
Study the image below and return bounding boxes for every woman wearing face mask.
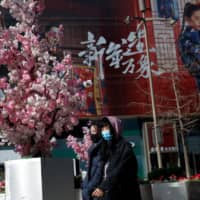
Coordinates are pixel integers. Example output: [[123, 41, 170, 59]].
[[92, 116, 141, 200], [82, 121, 104, 200]]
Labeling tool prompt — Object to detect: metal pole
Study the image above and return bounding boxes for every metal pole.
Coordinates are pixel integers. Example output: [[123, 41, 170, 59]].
[[143, 123, 152, 172], [95, 59, 104, 115], [171, 73, 191, 178], [142, 16, 163, 168], [173, 123, 181, 167]]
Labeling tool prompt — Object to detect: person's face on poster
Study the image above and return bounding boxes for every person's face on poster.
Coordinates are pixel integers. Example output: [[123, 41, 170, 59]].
[[187, 10, 200, 30]]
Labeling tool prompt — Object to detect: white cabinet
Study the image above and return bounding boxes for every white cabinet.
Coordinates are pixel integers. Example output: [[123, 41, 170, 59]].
[[5, 158, 75, 200]]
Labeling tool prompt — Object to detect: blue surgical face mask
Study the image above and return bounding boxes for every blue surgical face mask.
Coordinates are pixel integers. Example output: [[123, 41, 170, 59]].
[[101, 130, 113, 141]]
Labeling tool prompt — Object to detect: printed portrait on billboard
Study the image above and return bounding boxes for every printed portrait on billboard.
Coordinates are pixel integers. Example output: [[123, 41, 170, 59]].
[[178, 2, 200, 91]]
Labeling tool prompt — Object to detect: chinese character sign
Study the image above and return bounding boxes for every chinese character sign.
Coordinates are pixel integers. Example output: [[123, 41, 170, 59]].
[[78, 32, 107, 80], [79, 27, 162, 79]]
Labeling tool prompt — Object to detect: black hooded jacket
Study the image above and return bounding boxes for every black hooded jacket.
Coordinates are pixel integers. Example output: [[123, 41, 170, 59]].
[[98, 116, 141, 200]]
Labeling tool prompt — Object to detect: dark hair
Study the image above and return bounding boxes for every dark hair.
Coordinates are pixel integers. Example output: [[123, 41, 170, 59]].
[[89, 120, 99, 128], [181, 3, 200, 33]]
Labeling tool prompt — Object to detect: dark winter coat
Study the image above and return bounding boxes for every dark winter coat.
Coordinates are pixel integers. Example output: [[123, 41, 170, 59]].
[[98, 139, 141, 200], [82, 140, 104, 200], [98, 116, 141, 200]]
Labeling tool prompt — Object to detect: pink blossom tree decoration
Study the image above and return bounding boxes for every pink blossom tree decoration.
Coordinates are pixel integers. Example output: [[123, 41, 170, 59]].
[[66, 126, 92, 162], [0, 0, 86, 156]]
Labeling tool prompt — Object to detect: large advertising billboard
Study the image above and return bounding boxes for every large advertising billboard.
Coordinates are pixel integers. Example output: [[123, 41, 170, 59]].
[[39, 0, 200, 117]]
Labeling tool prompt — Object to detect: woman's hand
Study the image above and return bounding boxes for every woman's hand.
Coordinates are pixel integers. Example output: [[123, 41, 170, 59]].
[[92, 188, 104, 197]]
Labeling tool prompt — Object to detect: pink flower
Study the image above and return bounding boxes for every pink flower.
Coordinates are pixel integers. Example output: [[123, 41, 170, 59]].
[[28, 119, 35, 128], [6, 100, 15, 110], [59, 24, 64, 32], [22, 73, 31, 83], [54, 63, 65, 72], [0, 180, 5, 191], [35, 0, 45, 13], [48, 100, 56, 111], [66, 132, 92, 162], [62, 54, 72, 65], [70, 116, 79, 125]]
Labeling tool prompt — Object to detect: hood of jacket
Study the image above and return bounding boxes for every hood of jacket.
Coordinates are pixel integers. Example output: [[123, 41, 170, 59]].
[[104, 116, 122, 139]]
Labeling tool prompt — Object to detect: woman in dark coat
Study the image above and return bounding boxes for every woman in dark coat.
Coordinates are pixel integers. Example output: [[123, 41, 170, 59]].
[[92, 116, 141, 200], [82, 121, 104, 200]]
